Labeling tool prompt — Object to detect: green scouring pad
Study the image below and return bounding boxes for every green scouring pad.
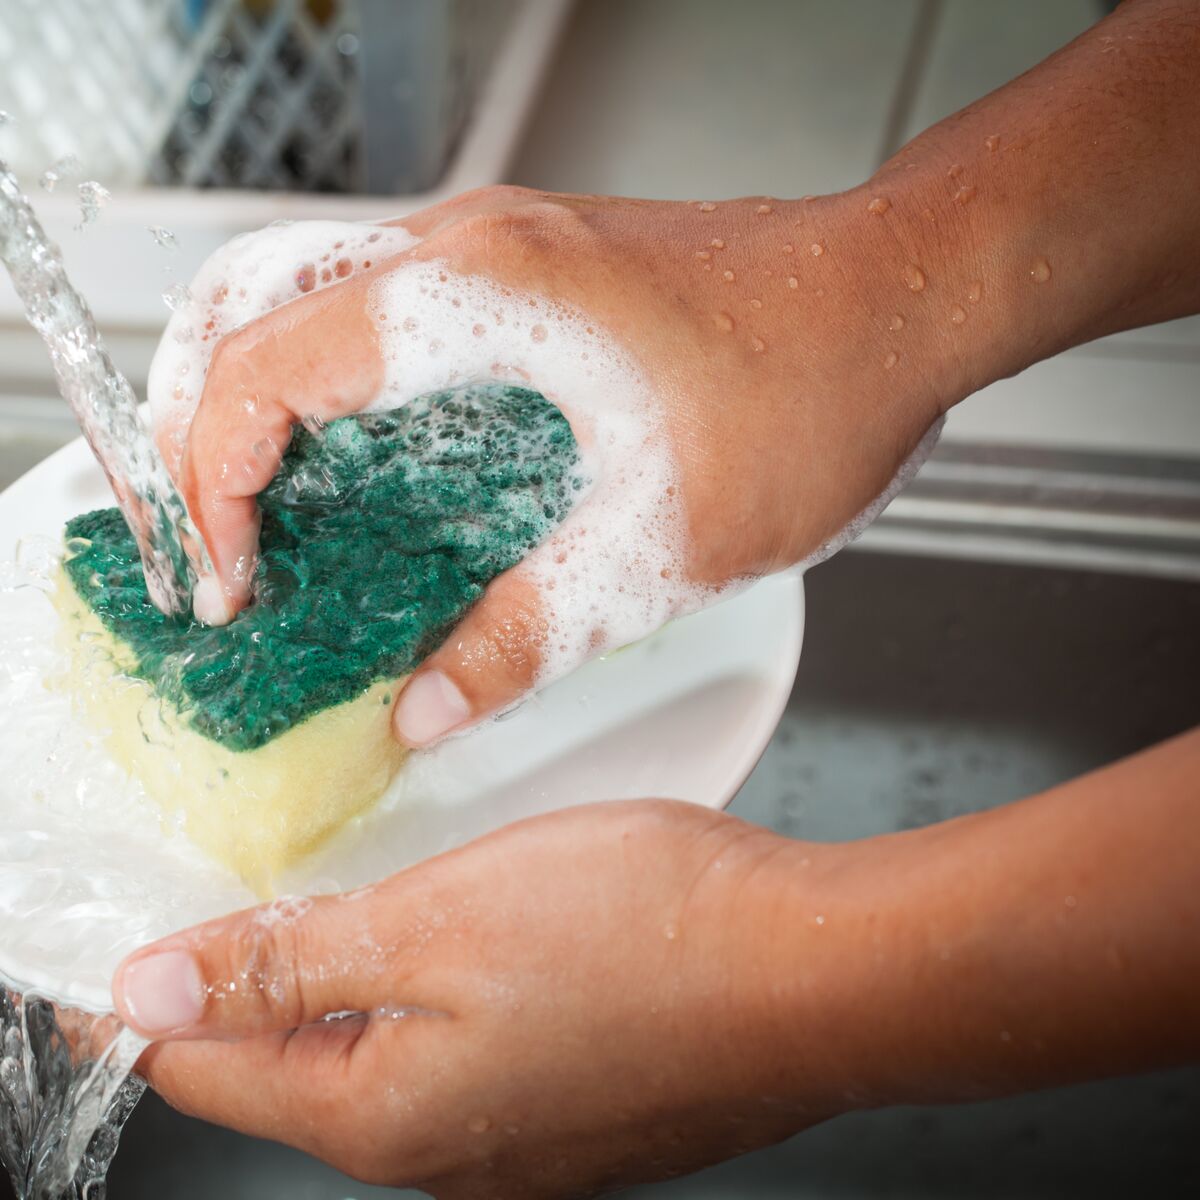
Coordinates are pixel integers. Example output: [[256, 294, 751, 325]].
[[55, 383, 581, 890]]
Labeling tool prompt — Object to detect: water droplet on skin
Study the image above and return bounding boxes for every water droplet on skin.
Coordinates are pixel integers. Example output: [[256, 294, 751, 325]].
[[695, 250, 711, 261], [1030, 257, 1052, 283], [783, 243, 794, 254], [948, 163, 963, 179], [953, 185, 977, 206], [296, 264, 315, 292], [884, 351, 899, 369], [967, 280, 983, 303], [750, 335, 766, 352], [1064, 895, 1078, 908], [714, 311, 735, 332], [787, 276, 798, 289], [530, 323, 548, 342], [985, 134, 1000, 152], [904, 263, 926, 292], [867, 196, 891, 216], [922, 208, 936, 223], [698, 201, 716, 213], [749, 298, 763, 309], [814, 914, 826, 926], [888, 314, 905, 331], [757, 203, 773, 215], [663, 924, 677, 940], [810, 242, 824, 257], [710, 238, 725, 249], [467, 1115, 491, 1134], [723, 269, 735, 281], [950, 304, 967, 324], [802, 194, 815, 202]]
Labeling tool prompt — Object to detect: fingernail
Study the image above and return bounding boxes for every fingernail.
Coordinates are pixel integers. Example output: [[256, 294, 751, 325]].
[[192, 575, 231, 626], [393, 670, 471, 747], [118, 950, 206, 1037]]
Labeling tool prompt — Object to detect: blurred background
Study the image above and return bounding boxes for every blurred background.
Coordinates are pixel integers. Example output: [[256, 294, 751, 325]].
[[0, 1, 1198, 1197]]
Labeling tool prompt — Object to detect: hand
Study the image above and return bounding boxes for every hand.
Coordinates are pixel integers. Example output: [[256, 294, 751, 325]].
[[154, 185, 952, 746], [113, 801, 844, 1197]]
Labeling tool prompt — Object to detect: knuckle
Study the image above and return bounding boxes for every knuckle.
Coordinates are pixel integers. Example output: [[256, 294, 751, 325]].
[[214, 915, 311, 1027]]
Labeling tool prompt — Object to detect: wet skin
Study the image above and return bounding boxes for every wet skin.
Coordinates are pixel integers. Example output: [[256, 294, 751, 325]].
[[114, 2, 1200, 1196]]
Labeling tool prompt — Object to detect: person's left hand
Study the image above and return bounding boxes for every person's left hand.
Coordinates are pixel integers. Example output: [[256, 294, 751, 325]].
[[112, 800, 847, 1197]]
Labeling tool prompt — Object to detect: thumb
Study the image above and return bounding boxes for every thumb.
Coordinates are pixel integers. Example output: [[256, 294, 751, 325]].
[[112, 892, 388, 1041], [392, 566, 548, 748]]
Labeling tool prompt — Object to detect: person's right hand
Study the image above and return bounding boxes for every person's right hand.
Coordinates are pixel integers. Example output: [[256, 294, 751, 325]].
[[153, 185, 965, 747]]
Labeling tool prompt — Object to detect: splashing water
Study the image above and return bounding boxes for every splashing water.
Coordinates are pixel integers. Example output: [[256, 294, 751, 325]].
[[0, 990, 145, 1200], [0, 160, 207, 613]]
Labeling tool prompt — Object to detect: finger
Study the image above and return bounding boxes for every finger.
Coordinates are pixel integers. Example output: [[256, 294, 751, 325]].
[[181, 276, 386, 625], [137, 1020, 363, 1149], [384, 183, 543, 240], [111, 887, 418, 1041], [392, 566, 548, 748]]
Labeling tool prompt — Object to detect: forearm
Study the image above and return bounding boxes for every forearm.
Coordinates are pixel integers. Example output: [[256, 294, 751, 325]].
[[860, 0, 1200, 406], [763, 728, 1200, 1109]]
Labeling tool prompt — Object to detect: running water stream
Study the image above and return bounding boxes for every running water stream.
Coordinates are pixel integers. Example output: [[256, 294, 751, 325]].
[[0, 162, 193, 1195], [0, 159, 206, 614]]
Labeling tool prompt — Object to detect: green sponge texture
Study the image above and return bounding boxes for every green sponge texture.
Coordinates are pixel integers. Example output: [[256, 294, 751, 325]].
[[62, 384, 581, 752]]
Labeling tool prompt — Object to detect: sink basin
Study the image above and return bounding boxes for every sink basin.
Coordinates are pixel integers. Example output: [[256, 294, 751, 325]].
[[0, 436, 1196, 1198]]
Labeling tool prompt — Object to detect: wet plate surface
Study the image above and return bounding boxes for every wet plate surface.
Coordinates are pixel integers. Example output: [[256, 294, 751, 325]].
[[0, 433, 803, 1013]]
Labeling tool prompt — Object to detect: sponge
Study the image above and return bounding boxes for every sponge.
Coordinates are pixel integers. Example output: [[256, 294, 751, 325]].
[[55, 384, 581, 892]]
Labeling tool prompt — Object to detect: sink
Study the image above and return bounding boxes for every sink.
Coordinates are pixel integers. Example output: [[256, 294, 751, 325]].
[[1, 439, 1197, 1197]]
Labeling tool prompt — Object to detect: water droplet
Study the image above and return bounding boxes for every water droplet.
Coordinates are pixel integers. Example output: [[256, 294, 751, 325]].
[[947, 163, 963, 179], [530, 323, 548, 343], [710, 237, 725, 249], [967, 279, 983, 303], [782, 243, 794, 254], [749, 298, 763, 309], [76, 180, 111, 229], [663, 923, 677, 940], [888, 313, 905, 331], [867, 196, 891, 216], [757, 203, 773, 215], [695, 249, 711, 261], [148, 225, 178, 251], [38, 155, 81, 193], [1030, 257, 1052, 283], [334, 256, 353, 278], [467, 1114, 491, 1134], [922, 208, 936, 223], [714, 311, 735, 332], [1064, 894, 1078, 908], [953, 185, 977, 206], [884, 351, 899, 369], [723, 269, 735, 281], [0, 110, 12, 126], [950, 304, 967, 324], [903, 263, 926, 291], [296, 264, 316, 292], [814, 914, 826, 926], [809, 242, 824, 257], [802, 194, 816, 202], [698, 201, 716, 213], [750, 335, 766, 352], [985, 134, 1000, 152], [786, 276, 798, 289], [162, 283, 192, 312]]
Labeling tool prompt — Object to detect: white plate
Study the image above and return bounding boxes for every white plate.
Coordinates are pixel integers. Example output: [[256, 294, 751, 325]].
[[0, 435, 803, 1013]]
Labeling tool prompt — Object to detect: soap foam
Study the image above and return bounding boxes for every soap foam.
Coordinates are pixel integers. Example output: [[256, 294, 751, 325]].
[[367, 261, 716, 687], [148, 220, 417, 462]]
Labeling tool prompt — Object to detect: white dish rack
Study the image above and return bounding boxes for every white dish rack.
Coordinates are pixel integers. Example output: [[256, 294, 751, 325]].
[[0, 0, 572, 399]]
